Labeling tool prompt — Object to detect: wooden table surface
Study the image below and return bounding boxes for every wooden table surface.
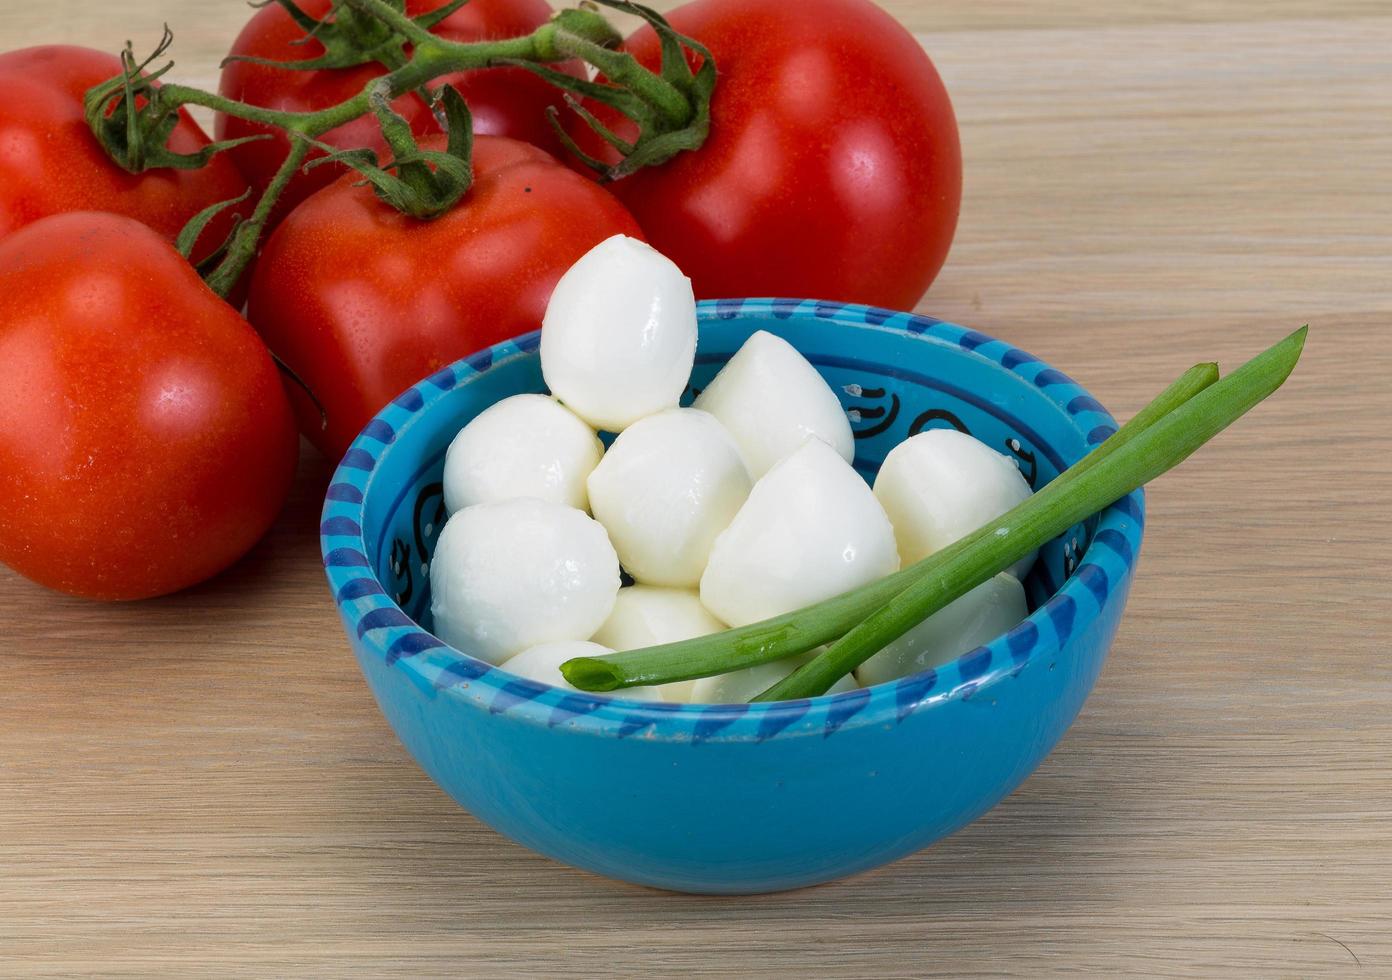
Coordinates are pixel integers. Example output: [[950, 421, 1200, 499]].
[[4, 1, 1390, 976]]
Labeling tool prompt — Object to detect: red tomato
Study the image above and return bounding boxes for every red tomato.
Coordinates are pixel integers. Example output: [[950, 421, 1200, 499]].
[[0, 213, 299, 601], [248, 135, 644, 459], [217, 0, 579, 224], [0, 47, 249, 258], [568, 0, 962, 309]]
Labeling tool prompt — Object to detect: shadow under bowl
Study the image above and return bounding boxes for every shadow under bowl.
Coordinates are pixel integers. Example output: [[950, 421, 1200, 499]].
[[321, 299, 1144, 895]]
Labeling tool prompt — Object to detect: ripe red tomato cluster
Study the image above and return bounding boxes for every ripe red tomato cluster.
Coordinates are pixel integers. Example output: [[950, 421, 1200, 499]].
[[0, 0, 960, 601]]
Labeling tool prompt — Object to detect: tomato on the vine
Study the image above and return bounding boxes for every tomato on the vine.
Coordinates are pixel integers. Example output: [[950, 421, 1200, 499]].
[[567, 0, 962, 310], [217, 0, 580, 224], [0, 213, 299, 601], [0, 47, 248, 256], [248, 135, 643, 459]]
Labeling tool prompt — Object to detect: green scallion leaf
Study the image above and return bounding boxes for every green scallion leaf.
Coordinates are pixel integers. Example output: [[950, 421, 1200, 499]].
[[757, 328, 1305, 701]]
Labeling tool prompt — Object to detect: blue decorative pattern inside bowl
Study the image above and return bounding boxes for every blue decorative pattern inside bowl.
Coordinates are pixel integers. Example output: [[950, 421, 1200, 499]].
[[322, 299, 1143, 894]]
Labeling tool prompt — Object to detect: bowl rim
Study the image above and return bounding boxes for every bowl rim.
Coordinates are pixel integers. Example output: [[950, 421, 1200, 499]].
[[321, 299, 1144, 744]]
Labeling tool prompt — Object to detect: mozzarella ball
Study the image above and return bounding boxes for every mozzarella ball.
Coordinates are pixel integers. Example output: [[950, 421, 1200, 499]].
[[502, 641, 661, 701], [587, 409, 751, 587], [591, 585, 728, 702], [693, 330, 854, 478], [690, 649, 857, 704], [429, 498, 620, 665], [854, 573, 1028, 688], [700, 438, 900, 627], [442, 394, 603, 514], [540, 235, 697, 432], [873, 428, 1037, 579]]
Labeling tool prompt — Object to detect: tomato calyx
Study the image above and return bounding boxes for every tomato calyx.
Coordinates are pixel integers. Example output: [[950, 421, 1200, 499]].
[[83, 28, 272, 175], [174, 188, 253, 274], [305, 82, 475, 219], [222, 0, 469, 74], [511, 0, 717, 182]]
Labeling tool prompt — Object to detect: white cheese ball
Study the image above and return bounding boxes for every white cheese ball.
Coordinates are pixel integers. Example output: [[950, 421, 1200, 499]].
[[429, 499, 620, 665], [854, 573, 1028, 688], [591, 585, 728, 702], [873, 428, 1037, 580], [587, 409, 751, 588], [693, 330, 854, 478], [442, 394, 603, 515], [700, 438, 900, 628], [690, 649, 857, 705], [540, 235, 697, 432], [502, 641, 661, 701]]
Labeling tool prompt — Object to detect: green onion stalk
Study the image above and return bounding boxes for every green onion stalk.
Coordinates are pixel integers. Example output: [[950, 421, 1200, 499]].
[[559, 329, 1307, 700]]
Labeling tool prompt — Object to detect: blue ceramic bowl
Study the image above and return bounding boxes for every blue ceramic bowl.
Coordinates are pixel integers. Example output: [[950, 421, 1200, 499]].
[[321, 300, 1144, 895]]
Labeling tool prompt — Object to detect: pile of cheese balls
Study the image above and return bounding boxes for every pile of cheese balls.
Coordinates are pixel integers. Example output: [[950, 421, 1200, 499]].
[[429, 236, 1034, 702]]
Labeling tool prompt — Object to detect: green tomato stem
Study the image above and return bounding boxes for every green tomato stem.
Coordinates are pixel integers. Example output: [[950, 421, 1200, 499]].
[[202, 8, 623, 297], [339, 0, 441, 49], [203, 137, 311, 299], [158, 24, 547, 139], [547, 30, 692, 129], [559, 360, 1224, 694], [88, 4, 663, 297], [756, 329, 1306, 701]]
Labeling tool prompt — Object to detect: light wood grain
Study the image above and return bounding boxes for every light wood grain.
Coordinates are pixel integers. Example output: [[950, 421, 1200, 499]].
[[3, 2, 1390, 976]]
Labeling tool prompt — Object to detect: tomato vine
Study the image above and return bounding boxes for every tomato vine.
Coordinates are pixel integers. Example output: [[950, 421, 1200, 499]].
[[83, 0, 715, 299]]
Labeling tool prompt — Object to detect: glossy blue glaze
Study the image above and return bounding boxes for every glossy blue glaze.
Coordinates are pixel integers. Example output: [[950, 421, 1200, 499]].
[[321, 300, 1144, 894]]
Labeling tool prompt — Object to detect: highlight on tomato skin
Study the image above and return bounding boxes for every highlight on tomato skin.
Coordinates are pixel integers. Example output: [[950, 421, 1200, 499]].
[[216, 0, 584, 229], [246, 135, 646, 461], [0, 213, 299, 602], [561, 0, 964, 310], [0, 45, 249, 262]]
